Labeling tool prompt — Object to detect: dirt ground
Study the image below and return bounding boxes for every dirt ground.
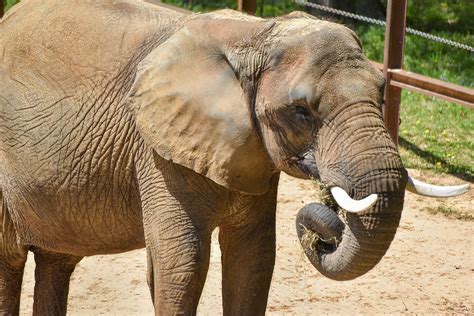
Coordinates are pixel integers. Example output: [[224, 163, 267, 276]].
[[19, 170, 473, 315]]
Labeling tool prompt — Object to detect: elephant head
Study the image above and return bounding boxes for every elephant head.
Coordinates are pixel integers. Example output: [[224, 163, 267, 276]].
[[127, 12, 469, 281]]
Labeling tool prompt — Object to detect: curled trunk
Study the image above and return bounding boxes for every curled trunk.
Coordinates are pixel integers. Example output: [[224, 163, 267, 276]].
[[296, 188, 405, 280], [297, 103, 408, 280]]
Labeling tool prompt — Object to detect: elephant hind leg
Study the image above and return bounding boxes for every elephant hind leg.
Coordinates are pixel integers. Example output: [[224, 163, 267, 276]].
[[0, 190, 28, 315], [31, 247, 82, 316]]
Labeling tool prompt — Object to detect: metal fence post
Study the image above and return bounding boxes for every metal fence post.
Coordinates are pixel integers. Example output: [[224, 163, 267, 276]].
[[383, 0, 407, 146], [238, 0, 257, 15]]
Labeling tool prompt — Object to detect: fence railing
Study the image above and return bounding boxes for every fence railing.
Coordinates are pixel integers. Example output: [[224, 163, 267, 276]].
[[378, 0, 473, 145]]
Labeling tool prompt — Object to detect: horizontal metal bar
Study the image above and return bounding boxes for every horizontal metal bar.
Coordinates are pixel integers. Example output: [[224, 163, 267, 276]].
[[370, 61, 474, 108], [389, 69, 474, 107], [390, 80, 474, 108]]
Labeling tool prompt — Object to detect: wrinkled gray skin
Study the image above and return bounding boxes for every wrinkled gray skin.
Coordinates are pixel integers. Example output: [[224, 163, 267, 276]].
[[0, 0, 407, 315]]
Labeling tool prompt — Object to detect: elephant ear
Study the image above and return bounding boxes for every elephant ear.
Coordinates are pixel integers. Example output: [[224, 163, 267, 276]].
[[127, 19, 274, 195]]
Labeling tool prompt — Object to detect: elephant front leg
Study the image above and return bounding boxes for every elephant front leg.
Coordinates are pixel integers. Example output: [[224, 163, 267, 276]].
[[137, 154, 222, 315], [219, 186, 278, 315], [145, 211, 212, 315]]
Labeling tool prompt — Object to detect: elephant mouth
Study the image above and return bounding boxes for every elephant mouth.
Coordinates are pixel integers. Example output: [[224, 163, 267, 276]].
[[288, 150, 320, 180]]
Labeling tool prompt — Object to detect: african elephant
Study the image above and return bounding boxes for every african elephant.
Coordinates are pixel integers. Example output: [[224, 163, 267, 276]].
[[0, 0, 468, 315]]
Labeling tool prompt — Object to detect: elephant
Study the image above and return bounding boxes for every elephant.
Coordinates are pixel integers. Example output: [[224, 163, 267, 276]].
[[0, 0, 468, 314]]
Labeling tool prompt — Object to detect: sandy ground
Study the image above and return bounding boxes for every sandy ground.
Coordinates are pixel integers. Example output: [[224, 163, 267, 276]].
[[19, 170, 473, 315]]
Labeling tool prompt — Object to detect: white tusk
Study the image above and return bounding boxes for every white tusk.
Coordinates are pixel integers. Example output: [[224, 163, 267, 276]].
[[330, 187, 378, 215], [406, 176, 469, 198]]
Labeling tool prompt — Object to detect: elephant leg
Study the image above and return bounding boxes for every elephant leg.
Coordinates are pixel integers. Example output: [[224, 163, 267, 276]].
[[219, 212, 276, 315], [0, 191, 28, 315], [218, 181, 278, 316], [138, 155, 218, 315], [31, 248, 82, 316], [145, 219, 212, 315]]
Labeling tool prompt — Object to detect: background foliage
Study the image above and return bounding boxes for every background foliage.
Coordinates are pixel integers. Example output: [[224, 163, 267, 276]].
[[3, 0, 473, 180], [4, 0, 17, 11]]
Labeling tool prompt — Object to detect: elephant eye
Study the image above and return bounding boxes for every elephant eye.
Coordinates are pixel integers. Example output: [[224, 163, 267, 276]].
[[293, 105, 313, 126], [294, 105, 310, 116]]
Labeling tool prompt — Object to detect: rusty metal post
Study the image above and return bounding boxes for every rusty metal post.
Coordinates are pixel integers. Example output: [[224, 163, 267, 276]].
[[383, 0, 407, 146], [238, 0, 257, 15]]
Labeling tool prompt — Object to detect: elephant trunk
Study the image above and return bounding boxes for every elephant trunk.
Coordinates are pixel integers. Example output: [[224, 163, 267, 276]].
[[296, 187, 405, 280], [296, 103, 407, 280]]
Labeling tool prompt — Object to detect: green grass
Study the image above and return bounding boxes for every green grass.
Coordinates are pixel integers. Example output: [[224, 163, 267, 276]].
[[4, 0, 19, 12], [404, 0, 474, 34], [398, 93, 473, 180], [358, 26, 474, 87], [421, 204, 474, 221]]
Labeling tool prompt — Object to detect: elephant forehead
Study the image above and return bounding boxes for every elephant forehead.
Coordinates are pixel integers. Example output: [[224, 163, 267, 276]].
[[288, 81, 314, 104], [276, 18, 327, 36]]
